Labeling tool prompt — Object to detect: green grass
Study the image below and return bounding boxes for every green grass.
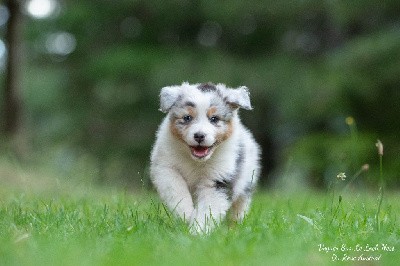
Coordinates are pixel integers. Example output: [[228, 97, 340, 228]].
[[1, 178, 399, 266]]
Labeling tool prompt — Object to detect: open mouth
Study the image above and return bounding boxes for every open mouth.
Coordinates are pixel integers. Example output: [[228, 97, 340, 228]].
[[190, 145, 212, 159]]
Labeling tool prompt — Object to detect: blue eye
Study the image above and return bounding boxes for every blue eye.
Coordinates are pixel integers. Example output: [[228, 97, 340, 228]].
[[183, 115, 192, 123], [210, 116, 220, 124]]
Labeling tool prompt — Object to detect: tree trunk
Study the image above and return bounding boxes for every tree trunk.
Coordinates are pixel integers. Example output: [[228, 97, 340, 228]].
[[4, 0, 23, 137]]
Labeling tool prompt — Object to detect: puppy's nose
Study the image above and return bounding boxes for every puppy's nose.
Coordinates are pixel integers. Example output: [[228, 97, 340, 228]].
[[194, 132, 206, 144]]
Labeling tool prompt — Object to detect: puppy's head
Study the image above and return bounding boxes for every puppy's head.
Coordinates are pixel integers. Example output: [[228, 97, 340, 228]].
[[159, 82, 252, 161]]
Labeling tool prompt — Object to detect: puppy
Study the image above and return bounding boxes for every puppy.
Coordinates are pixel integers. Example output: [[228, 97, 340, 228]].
[[150, 82, 261, 233]]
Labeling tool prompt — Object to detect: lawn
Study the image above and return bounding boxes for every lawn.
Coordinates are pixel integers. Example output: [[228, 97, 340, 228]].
[[0, 167, 399, 265]]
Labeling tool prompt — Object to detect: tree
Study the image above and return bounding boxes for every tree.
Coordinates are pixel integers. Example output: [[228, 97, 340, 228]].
[[3, 0, 23, 138]]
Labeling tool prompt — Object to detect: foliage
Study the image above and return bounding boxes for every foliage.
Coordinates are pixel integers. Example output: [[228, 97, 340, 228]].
[[0, 0, 399, 187]]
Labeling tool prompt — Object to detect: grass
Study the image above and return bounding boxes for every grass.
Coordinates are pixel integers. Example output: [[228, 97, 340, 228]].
[[1, 176, 399, 266], [0, 145, 399, 266]]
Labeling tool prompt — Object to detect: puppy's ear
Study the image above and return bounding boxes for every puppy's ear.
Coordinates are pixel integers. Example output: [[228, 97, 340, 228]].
[[224, 86, 252, 110], [159, 85, 182, 113]]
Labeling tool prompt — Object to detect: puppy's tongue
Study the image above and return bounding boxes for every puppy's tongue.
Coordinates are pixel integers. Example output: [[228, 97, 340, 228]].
[[191, 146, 209, 158]]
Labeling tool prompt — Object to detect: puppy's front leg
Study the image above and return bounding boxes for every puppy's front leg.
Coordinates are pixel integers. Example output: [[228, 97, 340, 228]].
[[191, 183, 231, 234], [151, 166, 194, 221]]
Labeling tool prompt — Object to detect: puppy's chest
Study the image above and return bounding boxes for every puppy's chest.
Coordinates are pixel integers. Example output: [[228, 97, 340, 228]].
[[177, 159, 236, 188]]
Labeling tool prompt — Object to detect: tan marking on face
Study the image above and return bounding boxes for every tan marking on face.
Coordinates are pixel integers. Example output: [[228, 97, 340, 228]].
[[187, 107, 196, 117], [216, 120, 233, 143], [207, 106, 217, 118], [169, 107, 197, 143], [170, 118, 185, 142]]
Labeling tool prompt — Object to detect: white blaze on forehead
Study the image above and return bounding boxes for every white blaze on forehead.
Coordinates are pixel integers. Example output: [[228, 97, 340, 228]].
[[178, 85, 233, 123], [180, 85, 216, 109], [160, 82, 252, 116]]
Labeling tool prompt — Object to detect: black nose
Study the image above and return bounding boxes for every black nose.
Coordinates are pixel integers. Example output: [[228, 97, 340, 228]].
[[194, 132, 205, 143]]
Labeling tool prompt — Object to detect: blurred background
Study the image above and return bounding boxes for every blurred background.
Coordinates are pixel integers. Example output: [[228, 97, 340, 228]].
[[0, 0, 399, 191]]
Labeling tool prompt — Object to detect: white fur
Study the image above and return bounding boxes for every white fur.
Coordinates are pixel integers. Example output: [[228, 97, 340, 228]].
[[150, 82, 261, 234]]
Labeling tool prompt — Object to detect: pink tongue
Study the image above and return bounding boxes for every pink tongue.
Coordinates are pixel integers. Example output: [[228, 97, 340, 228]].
[[192, 147, 209, 157]]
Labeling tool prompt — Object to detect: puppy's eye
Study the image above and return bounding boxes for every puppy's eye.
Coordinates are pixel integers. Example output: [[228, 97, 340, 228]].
[[183, 115, 193, 123], [209, 116, 220, 124]]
